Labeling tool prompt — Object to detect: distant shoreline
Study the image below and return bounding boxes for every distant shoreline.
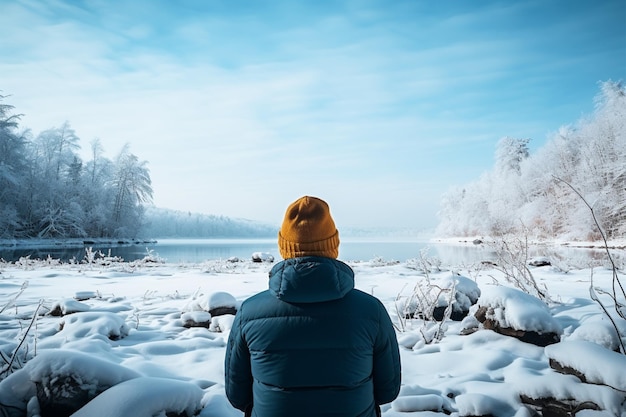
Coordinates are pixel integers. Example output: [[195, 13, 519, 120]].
[[2, 236, 624, 250], [431, 236, 626, 250], [0, 238, 157, 249]]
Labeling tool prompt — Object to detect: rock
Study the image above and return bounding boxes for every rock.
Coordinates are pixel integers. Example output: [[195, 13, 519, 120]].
[[400, 274, 481, 322], [252, 252, 274, 263], [209, 306, 237, 316], [455, 392, 516, 417], [392, 394, 446, 413], [545, 340, 626, 390], [56, 311, 129, 341], [49, 299, 91, 316], [433, 274, 480, 321], [36, 375, 92, 417], [207, 291, 237, 317], [470, 286, 562, 347], [69, 377, 203, 417], [528, 257, 551, 267], [182, 311, 211, 328], [459, 315, 481, 335], [474, 305, 560, 346], [548, 358, 589, 383], [210, 314, 235, 332], [8, 350, 140, 417], [432, 274, 481, 322], [74, 291, 98, 301], [569, 320, 622, 352], [520, 394, 600, 417], [433, 305, 469, 321]]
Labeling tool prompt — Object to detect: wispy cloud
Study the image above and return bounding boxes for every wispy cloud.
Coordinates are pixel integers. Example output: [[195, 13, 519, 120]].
[[1, 0, 623, 228]]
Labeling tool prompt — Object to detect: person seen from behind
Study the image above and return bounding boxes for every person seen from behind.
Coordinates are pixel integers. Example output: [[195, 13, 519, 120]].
[[225, 195, 401, 417]]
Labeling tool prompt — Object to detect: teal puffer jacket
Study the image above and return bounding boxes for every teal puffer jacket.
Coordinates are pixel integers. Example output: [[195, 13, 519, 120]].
[[225, 256, 401, 417]]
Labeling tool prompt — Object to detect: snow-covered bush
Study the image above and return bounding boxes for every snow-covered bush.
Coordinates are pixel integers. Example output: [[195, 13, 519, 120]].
[[395, 273, 480, 345]]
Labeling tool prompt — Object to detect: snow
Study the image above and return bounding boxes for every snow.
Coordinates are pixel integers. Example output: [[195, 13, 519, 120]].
[[570, 319, 623, 351], [0, 255, 625, 416]]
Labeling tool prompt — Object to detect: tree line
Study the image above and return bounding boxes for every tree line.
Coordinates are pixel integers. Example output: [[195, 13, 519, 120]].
[[437, 81, 625, 241], [140, 207, 276, 238], [0, 95, 152, 239]]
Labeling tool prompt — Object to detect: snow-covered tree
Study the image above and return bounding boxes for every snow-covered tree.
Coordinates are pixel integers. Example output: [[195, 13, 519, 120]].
[[495, 137, 530, 177], [0, 93, 154, 240], [437, 81, 626, 241], [0, 95, 31, 237], [34, 122, 81, 181], [110, 145, 153, 237], [574, 81, 626, 239]]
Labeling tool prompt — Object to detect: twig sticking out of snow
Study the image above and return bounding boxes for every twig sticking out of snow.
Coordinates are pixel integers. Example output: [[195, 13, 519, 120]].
[[554, 176, 626, 355], [1, 299, 43, 376]]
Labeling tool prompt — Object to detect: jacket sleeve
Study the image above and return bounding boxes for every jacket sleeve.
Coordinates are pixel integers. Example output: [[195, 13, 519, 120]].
[[224, 310, 253, 412], [372, 302, 401, 405]]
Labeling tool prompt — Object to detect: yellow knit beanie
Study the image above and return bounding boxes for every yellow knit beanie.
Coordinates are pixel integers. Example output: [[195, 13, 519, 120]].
[[278, 196, 340, 259]]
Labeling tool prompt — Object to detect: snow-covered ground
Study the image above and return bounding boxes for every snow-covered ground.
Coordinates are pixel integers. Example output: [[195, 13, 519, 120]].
[[0, 253, 625, 416]]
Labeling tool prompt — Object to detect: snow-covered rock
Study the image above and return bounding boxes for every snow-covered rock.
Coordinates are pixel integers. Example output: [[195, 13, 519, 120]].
[[251, 252, 274, 262], [528, 256, 551, 267], [545, 340, 626, 391], [206, 291, 238, 317], [182, 311, 211, 328], [471, 285, 562, 346], [74, 291, 99, 301], [44, 312, 130, 346], [210, 314, 235, 332], [569, 319, 622, 352], [392, 394, 445, 413], [432, 273, 481, 321], [0, 349, 139, 416], [70, 377, 203, 417], [49, 298, 91, 316], [455, 393, 516, 417]]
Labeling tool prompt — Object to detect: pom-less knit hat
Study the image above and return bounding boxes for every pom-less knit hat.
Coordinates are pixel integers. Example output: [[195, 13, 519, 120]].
[[278, 196, 340, 259]]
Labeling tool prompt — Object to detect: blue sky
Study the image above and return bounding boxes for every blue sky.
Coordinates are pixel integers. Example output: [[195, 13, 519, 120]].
[[1, 0, 624, 231]]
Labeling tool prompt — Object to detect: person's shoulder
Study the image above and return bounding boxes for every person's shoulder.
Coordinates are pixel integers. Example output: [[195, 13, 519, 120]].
[[345, 288, 387, 309], [239, 290, 271, 311]]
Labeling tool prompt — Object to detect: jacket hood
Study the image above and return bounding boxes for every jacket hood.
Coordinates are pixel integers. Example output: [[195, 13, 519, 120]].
[[268, 257, 355, 303]]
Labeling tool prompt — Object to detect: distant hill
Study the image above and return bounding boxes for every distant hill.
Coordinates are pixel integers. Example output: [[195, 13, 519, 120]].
[[140, 207, 277, 238]]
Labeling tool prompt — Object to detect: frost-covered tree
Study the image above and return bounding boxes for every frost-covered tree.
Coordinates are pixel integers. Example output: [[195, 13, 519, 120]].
[[34, 122, 81, 181], [573, 81, 626, 239], [516, 128, 581, 238], [29, 122, 86, 238], [495, 137, 530, 177], [82, 139, 115, 237], [0, 95, 29, 237], [0, 93, 154, 240], [437, 80, 626, 241], [110, 145, 153, 237]]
